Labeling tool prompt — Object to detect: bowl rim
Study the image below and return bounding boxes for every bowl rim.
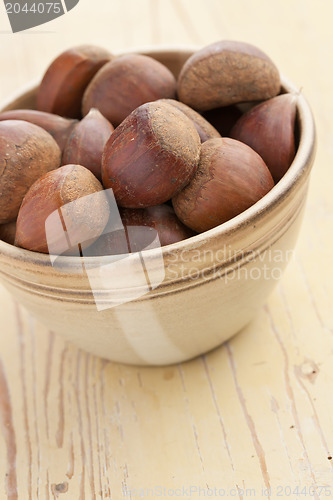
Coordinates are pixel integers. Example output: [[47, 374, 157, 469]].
[[0, 46, 317, 272]]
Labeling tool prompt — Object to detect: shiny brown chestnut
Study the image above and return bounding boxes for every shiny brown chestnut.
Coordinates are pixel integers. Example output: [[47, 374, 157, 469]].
[[172, 138, 275, 232], [37, 45, 112, 118], [230, 93, 297, 182], [15, 164, 110, 254], [102, 101, 201, 208], [62, 108, 114, 181], [82, 54, 177, 126]]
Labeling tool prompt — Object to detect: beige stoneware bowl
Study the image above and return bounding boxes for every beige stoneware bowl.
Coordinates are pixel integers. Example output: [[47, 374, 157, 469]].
[[0, 48, 316, 366]]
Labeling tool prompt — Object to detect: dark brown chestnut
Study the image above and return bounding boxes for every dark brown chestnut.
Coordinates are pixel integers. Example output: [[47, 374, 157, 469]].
[[86, 204, 195, 256], [173, 138, 275, 232], [37, 45, 112, 118], [62, 108, 114, 181], [82, 54, 177, 126], [230, 93, 297, 182], [15, 164, 110, 254], [102, 101, 201, 208]]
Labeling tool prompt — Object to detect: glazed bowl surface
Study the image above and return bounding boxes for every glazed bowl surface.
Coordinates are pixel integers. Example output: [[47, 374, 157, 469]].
[[0, 48, 316, 366]]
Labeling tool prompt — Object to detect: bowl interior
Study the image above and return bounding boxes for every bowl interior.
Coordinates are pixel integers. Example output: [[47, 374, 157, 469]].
[[0, 48, 316, 279]]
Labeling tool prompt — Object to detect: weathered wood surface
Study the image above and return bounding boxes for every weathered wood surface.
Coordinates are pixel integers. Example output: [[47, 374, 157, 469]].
[[0, 1, 332, 498]]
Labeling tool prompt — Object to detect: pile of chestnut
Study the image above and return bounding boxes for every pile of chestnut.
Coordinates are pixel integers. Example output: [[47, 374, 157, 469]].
[[0, 40, 297, 256]]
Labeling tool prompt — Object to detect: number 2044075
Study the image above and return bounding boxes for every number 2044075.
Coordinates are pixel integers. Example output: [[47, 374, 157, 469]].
[[5, 2, 62, 14]]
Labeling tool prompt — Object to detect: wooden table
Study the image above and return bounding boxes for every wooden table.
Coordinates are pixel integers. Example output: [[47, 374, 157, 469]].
[[0, 1, 332, 498]]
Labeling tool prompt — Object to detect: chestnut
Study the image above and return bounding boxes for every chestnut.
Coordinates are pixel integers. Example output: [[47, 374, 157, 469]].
[[37, 45, 112, 118], [102, 101, 201, 208], [177, 40, 281, 111], [15, 164, 110, 254], [0, 120, 61, 224], [62, 108, 114, 181], [230, 93, 297, 182], [0, 109, 77, 153], [86, 204, 195, 256], [82, 54, 177, 126], [172, 138, 275, 232]]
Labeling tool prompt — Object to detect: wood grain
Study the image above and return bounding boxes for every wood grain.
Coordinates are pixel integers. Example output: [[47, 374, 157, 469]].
[[1, 0, 333, 498]]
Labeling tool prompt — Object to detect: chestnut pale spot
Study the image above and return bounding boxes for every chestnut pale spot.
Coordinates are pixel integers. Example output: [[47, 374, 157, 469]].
[[0, 120, 61, 224], [158, 98, 221, 142], [0, 109, 78, 153], [15, 164, 110, 254], [177, 40, 281, 111]]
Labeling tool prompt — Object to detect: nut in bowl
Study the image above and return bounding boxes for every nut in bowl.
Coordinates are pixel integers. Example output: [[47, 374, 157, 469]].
[[0, 45, 316, 366]]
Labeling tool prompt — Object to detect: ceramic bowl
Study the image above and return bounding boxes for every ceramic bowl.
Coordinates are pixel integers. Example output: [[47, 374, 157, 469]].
[[0, 48, 316, 366]]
